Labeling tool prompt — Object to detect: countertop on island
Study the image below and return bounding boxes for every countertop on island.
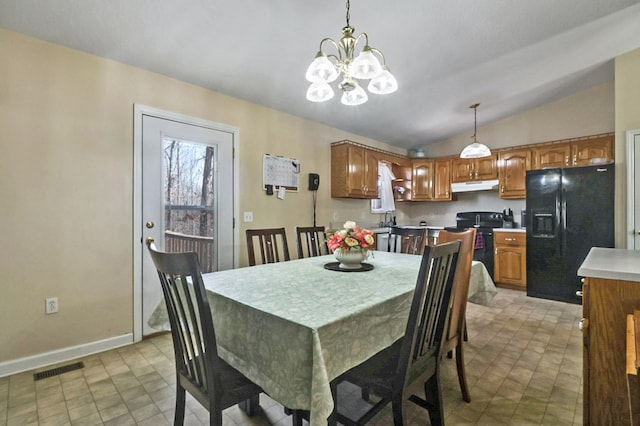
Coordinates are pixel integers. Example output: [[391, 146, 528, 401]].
[[577, 247, 640, 282], [494, 228, 526, 233]]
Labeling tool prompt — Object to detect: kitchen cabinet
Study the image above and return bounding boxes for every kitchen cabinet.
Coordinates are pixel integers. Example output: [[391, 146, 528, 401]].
[[331, 141, 379, 198], [450, 155, 498, 183], [493, 230, 526, 290], [411, 159, 434, 201], [532, 135, 614, 170], [498, 148, 531, 199], [410, 158, 451, 201], [532, 142, 571, 169], [578, 248, 640, 426], [433, 159, 452, 201], [572, 135, 614, 166]]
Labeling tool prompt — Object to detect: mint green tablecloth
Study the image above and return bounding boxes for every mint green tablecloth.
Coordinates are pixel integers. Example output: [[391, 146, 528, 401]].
[[148, 251, 497, 425]]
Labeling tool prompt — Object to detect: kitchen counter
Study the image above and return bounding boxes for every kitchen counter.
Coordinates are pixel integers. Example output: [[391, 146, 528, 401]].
[[578, 247, 640, 282], [494, 228, 526, 233]]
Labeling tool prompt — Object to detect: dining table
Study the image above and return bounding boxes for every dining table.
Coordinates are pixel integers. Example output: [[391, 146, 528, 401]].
[[148, 251, 497, 425]]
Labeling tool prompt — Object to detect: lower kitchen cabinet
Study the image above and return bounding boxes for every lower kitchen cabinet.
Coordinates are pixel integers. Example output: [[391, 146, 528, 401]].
[[579, 248, 640, 426], [493, 230, 526, 290]]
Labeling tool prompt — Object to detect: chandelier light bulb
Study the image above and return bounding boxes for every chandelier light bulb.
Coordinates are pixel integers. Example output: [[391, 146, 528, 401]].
[[368, 66, 398, 95], [306, 82, 335, 102], [350, 47, 382, 79], [305, 53, 339, 83], [341, 81, 368, 106]]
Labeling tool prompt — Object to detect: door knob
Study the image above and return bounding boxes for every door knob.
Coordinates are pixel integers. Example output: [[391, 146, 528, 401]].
[[146, 221, 155, 229], [145, 237, 155, 245]]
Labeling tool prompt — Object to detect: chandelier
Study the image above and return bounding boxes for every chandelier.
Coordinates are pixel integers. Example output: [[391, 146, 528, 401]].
[[304, 0, 398, 106], [460, 103, 492, 158]]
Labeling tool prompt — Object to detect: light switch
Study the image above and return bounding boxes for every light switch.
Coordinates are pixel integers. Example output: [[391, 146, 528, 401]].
[[243, 211, 253, 222]]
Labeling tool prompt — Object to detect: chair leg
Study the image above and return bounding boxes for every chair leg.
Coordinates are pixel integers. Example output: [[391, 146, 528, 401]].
[[174, 385, 186, 426], [209, 408, 223, 426], [238, 394, 261, 416], [456, 336, 471, 403], [423, 373, 444, 426], [291, 410, 305, 426], [391, 394, 404, 426], [463, 319, 468, 342]]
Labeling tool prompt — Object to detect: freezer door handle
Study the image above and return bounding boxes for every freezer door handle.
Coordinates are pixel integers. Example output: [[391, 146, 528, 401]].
[[561, 188, 567, 256]]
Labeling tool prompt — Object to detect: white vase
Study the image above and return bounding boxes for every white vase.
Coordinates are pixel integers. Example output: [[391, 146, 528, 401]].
[[334, 249, 368, 269]]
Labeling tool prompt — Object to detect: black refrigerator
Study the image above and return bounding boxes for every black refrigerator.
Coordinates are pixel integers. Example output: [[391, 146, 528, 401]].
[[526, 163, 614, 304]]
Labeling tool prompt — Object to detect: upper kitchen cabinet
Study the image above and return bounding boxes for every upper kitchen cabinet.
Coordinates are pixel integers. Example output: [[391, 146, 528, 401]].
[[532, 142, 571, 169], [411, 159, 434, 201], [411, 158, 452, 201], [331, 141, 379, 199], [433, 158, 452, 201], [498, 148, 531, 199], [532, 135, 614, 169], [572, 135, 614, 166], [451, 155, 498, 183]]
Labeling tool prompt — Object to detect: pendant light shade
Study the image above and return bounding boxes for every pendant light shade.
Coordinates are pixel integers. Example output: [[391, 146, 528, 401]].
[[460, 103, 492, 159]]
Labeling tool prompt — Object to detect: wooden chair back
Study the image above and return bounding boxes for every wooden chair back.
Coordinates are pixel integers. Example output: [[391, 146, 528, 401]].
[[437, 229, 476, 348], [436, 228, 476, 402], [397, 240, 460, 382], [387, 227, 426, 255], [146, 243, 262, 423], [246, 227, 290, 266], [295, 226, 328, 258]]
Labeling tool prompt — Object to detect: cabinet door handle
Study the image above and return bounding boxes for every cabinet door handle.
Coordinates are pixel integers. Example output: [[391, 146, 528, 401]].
[[505, 237, 515, 241], [576, 290, 583, 298], [579, 318, 588, 331]]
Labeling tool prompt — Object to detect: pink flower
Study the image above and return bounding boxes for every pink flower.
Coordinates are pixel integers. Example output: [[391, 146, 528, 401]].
[[326, 221, 374, 253]]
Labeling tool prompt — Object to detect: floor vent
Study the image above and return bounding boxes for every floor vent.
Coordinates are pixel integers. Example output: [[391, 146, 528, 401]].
[[33, 361, 84, 381]]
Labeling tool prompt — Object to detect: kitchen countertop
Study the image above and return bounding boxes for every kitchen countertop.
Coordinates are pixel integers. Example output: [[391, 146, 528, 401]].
[[578, 247, 640, 282], [494, 228, 526, 233]]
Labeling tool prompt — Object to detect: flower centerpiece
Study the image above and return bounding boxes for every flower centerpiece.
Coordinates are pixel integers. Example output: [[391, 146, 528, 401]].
[[327, 221, 375, 269]]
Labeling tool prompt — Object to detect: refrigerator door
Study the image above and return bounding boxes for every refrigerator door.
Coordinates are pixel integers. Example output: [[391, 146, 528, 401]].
[[526, 168, 564, 300], [562, 164, 615, 302]]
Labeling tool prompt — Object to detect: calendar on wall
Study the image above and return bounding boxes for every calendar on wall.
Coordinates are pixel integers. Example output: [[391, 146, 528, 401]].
[[263, 153, 300, 191]]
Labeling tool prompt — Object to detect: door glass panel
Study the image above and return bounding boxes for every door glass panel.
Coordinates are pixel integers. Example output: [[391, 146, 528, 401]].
[[163, 138, 217, 272]]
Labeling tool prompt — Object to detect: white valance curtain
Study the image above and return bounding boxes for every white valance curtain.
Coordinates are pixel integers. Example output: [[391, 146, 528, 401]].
[[378, 162, 396, 212]]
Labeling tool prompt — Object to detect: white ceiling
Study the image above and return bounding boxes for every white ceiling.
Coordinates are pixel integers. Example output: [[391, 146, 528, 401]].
[[2, 0, 640, 150]]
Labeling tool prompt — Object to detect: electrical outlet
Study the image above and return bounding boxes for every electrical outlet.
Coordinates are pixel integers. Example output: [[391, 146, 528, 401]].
[[243, 211, 253, 222], [45, 297, 59, 314]]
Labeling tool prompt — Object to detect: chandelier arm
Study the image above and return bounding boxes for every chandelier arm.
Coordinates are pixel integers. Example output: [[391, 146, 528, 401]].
[[320, 37, 344, 61], [368, 47, 387, 65]]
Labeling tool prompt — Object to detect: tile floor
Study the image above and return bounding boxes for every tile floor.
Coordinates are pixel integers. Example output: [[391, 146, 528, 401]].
[[0, 288, 583, 425]]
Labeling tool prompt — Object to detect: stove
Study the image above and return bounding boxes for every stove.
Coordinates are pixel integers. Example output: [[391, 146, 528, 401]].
[[445, 211, 505, 280]]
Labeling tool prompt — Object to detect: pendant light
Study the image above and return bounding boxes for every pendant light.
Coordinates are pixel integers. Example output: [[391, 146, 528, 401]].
[[460, 103, 492, 158], [305, 0, 397, 106]]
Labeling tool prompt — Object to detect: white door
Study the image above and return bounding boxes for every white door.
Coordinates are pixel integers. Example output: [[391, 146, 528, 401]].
[[139, 112, 235, 336]]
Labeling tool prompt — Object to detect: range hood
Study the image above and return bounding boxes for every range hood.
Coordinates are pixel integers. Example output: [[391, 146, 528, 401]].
[[451, 179, 499, 193]]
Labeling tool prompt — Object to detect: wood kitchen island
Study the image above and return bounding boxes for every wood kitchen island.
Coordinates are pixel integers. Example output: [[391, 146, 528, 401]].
[[578, 248, 640, 425]]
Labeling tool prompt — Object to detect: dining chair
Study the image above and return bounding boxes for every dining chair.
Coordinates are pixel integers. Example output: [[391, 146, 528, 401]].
[[295, 226, 328, 258], [387, 226, 427, 255], [436, 228, 476, 403], [246, 227, 291, 266], [146, 243, 263, 425], [335, 240, 461, 426]]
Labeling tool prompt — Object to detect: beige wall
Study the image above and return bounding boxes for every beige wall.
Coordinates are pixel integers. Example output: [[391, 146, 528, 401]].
[[423, 81, 615, 158], [615, 48, 640, 247], [0, 29, 401, 364], [1, 26, 636, 369]]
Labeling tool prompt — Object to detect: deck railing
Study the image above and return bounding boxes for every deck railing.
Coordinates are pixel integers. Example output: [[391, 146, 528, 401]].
[[165, 230, 215, 273]]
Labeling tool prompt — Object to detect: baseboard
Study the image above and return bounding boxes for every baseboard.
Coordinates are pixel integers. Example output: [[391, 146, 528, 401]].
[[0, 334, 134, 378]]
